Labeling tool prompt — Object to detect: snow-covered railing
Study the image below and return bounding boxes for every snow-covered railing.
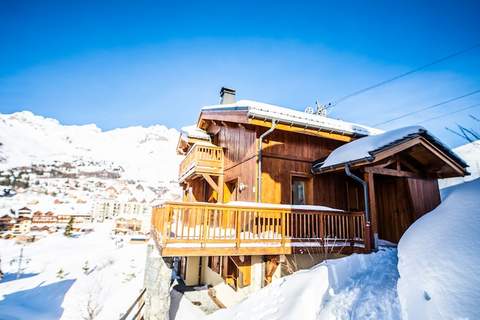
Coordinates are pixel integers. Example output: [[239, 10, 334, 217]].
[[178, 144, 224, 182], [152, 201, 370, 256]]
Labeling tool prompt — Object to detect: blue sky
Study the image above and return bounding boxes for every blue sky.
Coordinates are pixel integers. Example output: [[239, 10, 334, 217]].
[[1, 0, 479, 146]]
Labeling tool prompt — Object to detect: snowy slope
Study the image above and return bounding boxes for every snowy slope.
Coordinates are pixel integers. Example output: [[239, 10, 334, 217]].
[[207, 248, 400, 320], [0, 111, 182, 182], [397, 178, 480, 320], [0, 223, 146, 320]]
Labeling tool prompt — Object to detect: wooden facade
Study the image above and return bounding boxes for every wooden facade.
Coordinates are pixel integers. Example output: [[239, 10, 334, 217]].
[[152, 93, 468, 295]]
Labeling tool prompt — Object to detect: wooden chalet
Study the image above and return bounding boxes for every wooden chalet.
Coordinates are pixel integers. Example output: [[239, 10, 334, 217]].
[[151, 88, 468, 305]]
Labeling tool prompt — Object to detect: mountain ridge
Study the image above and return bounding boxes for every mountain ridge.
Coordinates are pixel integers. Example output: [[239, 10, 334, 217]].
[[0, 111, 182, 183]]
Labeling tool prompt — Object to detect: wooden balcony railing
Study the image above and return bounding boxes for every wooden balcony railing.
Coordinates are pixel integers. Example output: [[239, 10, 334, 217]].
[[178, 144, 224, 182], [152, 201, 370, 256]]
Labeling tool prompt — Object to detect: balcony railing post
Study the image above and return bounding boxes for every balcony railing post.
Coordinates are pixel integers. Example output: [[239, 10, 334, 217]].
[[202, 207, 208, 248], [235, 210, 241, 249], [162, 206, 170, 244], [319, 212, 325, 243]]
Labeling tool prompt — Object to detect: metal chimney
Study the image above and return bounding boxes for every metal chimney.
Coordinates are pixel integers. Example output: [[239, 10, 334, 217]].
[[220, 87, 236, 104]]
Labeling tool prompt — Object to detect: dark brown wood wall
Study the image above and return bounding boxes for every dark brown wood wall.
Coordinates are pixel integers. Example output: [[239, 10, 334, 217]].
[[204, 124, 355, 207], [314, 173, 365, 211], [407, 178, 441, 217], [212, 124, 257, 169], [374, 175, 440, 243], [207, 124, 258, 202], [260, 129, 346, 206]]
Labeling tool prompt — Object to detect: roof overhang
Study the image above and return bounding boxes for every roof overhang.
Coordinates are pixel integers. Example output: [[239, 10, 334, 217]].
[[198, 108, 360, 142], [313, 135, 469, 179], [176, 125, 212, 155]]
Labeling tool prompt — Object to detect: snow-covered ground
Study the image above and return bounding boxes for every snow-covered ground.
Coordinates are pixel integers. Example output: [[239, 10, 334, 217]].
[[0, 223, 147, 320], [398, 178, 480, 319], [208, 248, 400, 320]]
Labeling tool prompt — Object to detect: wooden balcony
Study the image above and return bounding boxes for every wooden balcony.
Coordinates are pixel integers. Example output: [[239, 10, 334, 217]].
[[152, 201, 371, 257], [179, 144, 224, 183]]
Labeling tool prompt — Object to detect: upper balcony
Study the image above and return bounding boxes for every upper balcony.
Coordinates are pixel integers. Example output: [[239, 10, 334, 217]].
[[152, 201, 371, 257], [179, 143, 224, 183]]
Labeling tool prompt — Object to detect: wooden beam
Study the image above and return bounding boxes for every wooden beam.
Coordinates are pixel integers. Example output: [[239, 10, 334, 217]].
[[377, 159, 396, 168], [365, 172, 378, 247], [364, 166, 423, 178], [217, 174, 224, 203], [199, 111, 250, 129], [248, 118, 354, 142], [158, 244, 365, 257], [397, 154, 422, 174], [202, 173, 219, 193], [372, 137, 422, 162], [374, 137, 466, 176], [417, 138, 467, 175]]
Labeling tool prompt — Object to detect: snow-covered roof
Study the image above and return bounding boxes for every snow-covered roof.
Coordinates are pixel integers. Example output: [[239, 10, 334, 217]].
[[202, 99, 383, 137], [314, 126, 468, 172], [180, 125, 210, 141]]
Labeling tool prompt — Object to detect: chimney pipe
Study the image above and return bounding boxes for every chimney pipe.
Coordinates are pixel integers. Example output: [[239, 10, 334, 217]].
[[220, 87, 236, 104]]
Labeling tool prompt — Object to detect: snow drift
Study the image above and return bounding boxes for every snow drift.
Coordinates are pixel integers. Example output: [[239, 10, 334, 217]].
[[207, 248, 400, 320], [397, 178, 480, 319]]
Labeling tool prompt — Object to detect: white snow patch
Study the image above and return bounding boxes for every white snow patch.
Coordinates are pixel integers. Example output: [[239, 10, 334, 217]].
[[0, 223, 147, 320], [180, 125, 211, 141], [440, 140, 480, 188], [207, 248, 400, 320], [202, 99, 382, 136], [397, 178, 480, 320], [170, 289, 206, 320], [320, 126, 426, 169]]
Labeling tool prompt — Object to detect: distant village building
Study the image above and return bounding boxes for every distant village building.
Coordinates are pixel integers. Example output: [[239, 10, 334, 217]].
[[0, 214, 15, 232], [17, 207, 32, 218], [12, 217, 32, 234], [31, 211, 58, 232], [57, 213, 92, 229], [94, 199, 151, 220], [114, 217, 143, 234]]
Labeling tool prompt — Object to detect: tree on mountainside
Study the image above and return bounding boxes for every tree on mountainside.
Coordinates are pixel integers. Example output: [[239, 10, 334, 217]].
[[64, 217, 74, 237]]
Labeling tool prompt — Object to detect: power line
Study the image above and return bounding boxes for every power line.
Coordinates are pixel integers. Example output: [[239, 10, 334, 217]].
[[416, 102, 480, 124], [374, 89, 480, 126], [329, 42, 480, 108]]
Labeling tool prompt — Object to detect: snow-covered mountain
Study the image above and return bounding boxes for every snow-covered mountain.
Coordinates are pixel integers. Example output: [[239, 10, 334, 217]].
[[0, 111, 182, 183]]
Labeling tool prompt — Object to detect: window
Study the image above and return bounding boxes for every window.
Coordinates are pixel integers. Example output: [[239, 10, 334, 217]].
[[291, 177, 307, 205]]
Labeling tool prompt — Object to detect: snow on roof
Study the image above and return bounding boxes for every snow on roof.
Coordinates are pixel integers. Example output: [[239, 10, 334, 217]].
[[180, 125, 210, 141], [202, 99, 383, 137], [226, 201, 342, 212], [316, 126, 467, 171]]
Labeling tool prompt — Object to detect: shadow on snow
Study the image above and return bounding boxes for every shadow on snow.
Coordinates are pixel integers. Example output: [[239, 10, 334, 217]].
[[1, 272, 39, 284], [0, 279, 75, 320]]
